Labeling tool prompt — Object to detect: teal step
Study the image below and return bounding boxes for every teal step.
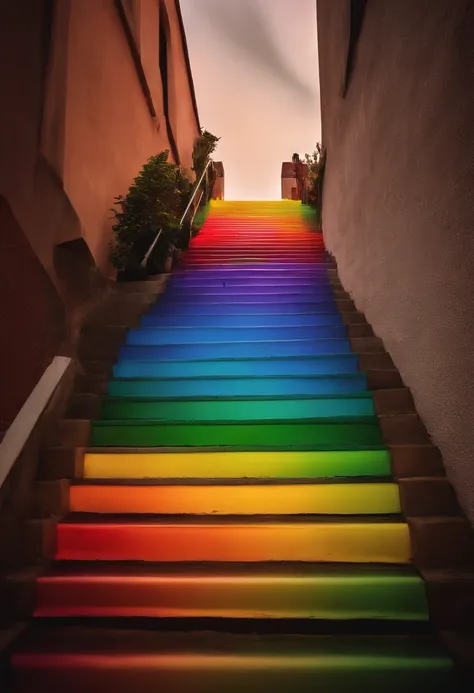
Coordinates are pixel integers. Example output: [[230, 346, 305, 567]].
[[99, 395, 376, 422], [107, 374, 368, 399], [113, 355, 360, 379]]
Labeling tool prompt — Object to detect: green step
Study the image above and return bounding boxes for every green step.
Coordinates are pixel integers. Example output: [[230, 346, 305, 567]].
[[91, 420, 385, 448]]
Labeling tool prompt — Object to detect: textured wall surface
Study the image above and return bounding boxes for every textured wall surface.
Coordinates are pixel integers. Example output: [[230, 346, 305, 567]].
[[0, 0, 200, 425], [317, 0, 474, 521]]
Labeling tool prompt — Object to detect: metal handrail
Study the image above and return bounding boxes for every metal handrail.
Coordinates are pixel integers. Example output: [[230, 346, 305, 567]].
[[140, 158, 212, 268]]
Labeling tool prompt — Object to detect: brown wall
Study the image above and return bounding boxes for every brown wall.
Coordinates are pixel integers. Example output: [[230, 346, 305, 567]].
[[0, 0, 200, 428], [317, 0, 474, 521]]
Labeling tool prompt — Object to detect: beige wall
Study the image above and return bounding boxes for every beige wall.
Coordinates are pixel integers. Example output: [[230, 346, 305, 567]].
[[317, 0, 474, 521]]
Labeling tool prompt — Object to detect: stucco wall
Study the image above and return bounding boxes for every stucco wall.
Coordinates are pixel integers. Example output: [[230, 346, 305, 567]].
[[317, 0, 474, 521], [64, 0, 200, 271], [0, 0, 200, 426]]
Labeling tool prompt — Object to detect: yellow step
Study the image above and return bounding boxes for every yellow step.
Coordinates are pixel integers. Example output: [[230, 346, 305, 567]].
[[83, 450, 391, 480]]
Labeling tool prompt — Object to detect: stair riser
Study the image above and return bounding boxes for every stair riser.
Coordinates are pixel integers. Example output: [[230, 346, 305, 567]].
[[81, 450, 392, 480], [141, 314, 347, 327], [34, 574, 428, 621], [99, 396, 376, 422], [126, 326, 350, 344], [106, 376, 369, 399], [90, 421, 384, 448], [68, 483, 401, 516], [117, 340, 354, 361], [54, 523, 411, 563], [12, 654, 453, 693], [113, 355, 362, 379]]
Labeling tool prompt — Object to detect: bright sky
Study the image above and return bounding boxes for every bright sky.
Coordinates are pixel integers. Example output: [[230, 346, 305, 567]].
[[180, 0, 321, 200]]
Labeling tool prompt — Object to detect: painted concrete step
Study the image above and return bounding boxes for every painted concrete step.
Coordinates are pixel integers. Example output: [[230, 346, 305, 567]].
[[82, 449, 392, 480], [149, 301, 354, 315], [90, 419, 384, 448], [54, 517, 411, 563], [164, 286, 337, 297], [168, 277, 334, 286], [99, 394, 376, 422], [113, 355, 361, 379], [125, 325, 348, 344], [33, 564, 428, 621], [12, 629, 453, 693], [118, 339, 354, 361], [68, 481, 401, 516], [168, 272, 334, 293], [173, 265, 331, 275], [106, 374, 368, 398], [158, 294, 338, 304], [141, 313, 347, 327]]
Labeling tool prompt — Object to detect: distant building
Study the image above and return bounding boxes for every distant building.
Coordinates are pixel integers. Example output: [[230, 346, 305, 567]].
[[281, 162, 308, 200]]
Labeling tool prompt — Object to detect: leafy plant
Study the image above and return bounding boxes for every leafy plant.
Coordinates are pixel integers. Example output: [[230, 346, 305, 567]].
[[192, 128, 220, 179], [304, 142, 327, 219], [109, 150, 192, 278]]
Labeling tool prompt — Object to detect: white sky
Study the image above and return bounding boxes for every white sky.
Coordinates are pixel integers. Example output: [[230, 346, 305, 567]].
[[180, 0, 321, 200]]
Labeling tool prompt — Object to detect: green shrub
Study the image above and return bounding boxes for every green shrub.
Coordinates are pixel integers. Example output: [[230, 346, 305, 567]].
[[109, 150, 192, 278]]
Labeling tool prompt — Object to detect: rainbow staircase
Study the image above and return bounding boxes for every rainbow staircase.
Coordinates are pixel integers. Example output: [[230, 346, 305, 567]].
[[12, 201, 453, 691]]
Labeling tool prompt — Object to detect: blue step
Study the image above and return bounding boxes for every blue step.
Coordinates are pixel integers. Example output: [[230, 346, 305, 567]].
[[118, 339, 353, 361], [125, 325, 348, 345], [141, 313, 343, 328], [150, 303, 338, 316]]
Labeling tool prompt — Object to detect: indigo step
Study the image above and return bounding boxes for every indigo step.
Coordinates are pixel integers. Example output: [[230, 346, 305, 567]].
[[164, 286, 336, 296], [150, 303, 341, 315], [158, 294, 338, 304]]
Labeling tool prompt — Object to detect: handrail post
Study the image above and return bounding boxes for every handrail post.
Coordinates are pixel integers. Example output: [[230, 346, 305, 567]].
[[141, 157, 212, 269]]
